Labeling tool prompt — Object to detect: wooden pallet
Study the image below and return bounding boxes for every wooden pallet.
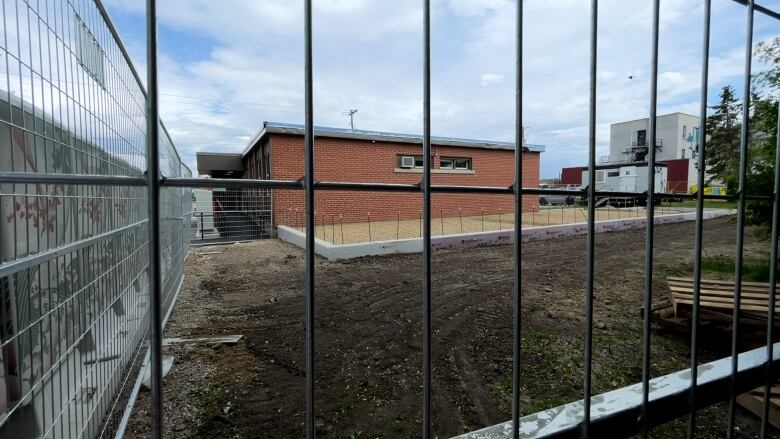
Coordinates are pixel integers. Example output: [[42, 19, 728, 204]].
[[667, 277, 780, 322], [737, 384, 780, 429]]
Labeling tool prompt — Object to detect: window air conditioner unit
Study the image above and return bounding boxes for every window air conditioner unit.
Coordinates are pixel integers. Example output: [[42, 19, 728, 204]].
[[400, 156, 415, 168]]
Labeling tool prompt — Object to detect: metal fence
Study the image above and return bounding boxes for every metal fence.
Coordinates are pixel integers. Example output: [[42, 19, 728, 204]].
[[0, 0, 191, 437], [164, 1, 780, 438], [191, 187, 272, 244], [1, 0, 779, 439]]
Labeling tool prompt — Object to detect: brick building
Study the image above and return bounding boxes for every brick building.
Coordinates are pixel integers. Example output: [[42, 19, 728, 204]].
[[197, 122, 544, 228]]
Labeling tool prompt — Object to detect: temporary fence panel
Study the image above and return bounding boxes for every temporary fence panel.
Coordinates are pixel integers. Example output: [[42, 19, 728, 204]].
[[0, 0, 190, 438]]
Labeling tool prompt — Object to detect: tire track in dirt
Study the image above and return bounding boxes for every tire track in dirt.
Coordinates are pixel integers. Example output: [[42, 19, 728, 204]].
[[127, 218, 775, 438]]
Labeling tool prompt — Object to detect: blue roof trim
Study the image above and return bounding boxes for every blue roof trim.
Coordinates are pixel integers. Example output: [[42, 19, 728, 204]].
[[242, 121, 545, 156]]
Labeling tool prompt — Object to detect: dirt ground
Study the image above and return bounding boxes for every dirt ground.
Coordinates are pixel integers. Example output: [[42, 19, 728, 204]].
[[296, 205, 688, 244], [126, 217, 775, 438]]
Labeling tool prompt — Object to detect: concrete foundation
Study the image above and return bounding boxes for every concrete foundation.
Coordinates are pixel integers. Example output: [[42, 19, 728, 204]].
[[277, 209, 734, 261]]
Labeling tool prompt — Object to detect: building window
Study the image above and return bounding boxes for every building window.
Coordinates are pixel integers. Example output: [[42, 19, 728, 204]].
[[607, 171, 619, 177], [74, 16, 105, 86], [682, 125, 687, 139], [440, 157, 472, 170], [398, 155, 424, 169], [596, 170, 605, 183], [635, 129, 647, 146], [681, 149, 686, 159]]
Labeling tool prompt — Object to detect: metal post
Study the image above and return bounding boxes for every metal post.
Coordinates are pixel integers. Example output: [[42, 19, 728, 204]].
[[368, 212, 372, 242], [440, 209, 444, 235], [512, 0, 523, 435], [397, 212, 400, 240], [422, 0, 432, 436], [459, 207, 463, 233], [760, 94, 780, 439], [499, 208, 503, 230], [481, 208, 484, 232], [303, 0, 316, 436], [640, 0, 660, 435], [582, 0, 598, 435], [729, 1, 754, 435], [200, 212, 204, 240], [688, 1, 711, 435], [145, 0, 164, 436]]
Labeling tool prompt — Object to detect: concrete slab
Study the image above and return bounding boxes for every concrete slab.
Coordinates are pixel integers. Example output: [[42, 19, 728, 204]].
[[277, 209, 735, 261]]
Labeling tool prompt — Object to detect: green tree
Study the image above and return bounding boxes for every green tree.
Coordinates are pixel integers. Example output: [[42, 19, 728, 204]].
[[755, 36, 780, 90], [705, 85, 741, 185], [705, 37, 779, 237]]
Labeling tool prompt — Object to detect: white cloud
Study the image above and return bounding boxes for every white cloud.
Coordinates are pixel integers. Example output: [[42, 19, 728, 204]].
[[104, 0, 777, 178], [447, 0, 510, 17], [480, 73, 505, 87]]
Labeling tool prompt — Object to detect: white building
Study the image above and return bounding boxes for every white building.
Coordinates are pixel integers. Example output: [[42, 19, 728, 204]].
[[609, 112, 700, 192]]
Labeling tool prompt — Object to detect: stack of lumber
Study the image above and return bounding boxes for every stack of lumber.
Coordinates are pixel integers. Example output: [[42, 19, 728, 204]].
[[667, 277, 780, 323], [737, 383, 780, 429]]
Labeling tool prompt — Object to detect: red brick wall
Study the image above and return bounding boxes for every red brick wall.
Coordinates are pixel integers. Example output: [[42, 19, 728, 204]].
[[265, 133, 540, 226], [560, 167, 583, 186]]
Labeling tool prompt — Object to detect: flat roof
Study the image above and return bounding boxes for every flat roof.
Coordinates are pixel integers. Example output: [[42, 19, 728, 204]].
[[196, 152, 244, 173], [610, 112, 699, 127], [241, 121, 545, 157], [579, 161, 668, 170]]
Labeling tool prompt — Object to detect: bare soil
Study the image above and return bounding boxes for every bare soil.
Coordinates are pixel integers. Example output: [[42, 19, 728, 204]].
[[126, 217, 775, 438]]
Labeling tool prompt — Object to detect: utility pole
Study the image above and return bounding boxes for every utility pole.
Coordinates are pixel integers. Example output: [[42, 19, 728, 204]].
[[344, 109, 358, 130]]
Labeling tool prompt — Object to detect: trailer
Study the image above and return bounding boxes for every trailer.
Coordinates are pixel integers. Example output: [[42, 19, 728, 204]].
[[580, 162, 668, 206]]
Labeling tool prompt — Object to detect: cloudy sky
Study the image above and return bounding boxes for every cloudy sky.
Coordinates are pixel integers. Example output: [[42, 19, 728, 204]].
[[104, 0, 779, 178]]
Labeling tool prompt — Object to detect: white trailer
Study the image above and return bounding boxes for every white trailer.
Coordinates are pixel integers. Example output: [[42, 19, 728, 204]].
[[581, 162, 667, 206]]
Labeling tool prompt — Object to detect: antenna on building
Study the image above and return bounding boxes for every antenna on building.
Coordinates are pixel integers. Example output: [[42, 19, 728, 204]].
[[344, 109, 358, 130]]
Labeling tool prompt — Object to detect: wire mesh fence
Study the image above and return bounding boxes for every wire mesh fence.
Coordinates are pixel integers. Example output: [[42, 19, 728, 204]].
[[0, 0, 778, 438], [0, 0, 190, 437], [191, 187, 272, 244]]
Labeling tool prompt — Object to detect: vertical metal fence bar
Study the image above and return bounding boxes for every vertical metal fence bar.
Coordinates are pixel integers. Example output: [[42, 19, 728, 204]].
[[582, 0, 598, 436], [728, 1, 753, 435], [641, 0, 661, 436], [760, 92, 780, 439], [145, 0, 164, 437], [511, 0, 523, 436], [422, 0, 432, 436], [688, 1, 711, 435], [304, 0, 316, 437]]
